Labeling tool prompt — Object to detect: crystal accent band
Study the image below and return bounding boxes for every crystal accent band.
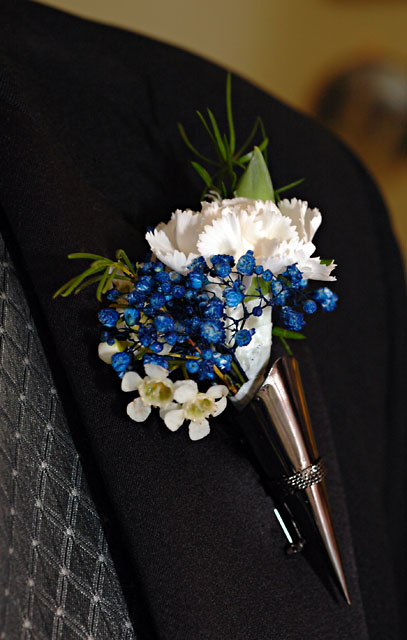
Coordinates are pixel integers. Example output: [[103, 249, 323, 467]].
[[281, 458, 327, 493]]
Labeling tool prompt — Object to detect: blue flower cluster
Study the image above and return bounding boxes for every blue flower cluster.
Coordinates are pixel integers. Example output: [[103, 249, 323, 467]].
[[98, 256, 231, 382], [224, 258, 338, 333], [97, 251, 337, 388]]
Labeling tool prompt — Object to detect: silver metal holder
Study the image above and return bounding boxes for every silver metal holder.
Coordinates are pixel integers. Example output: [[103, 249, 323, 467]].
[[239, 355, 351, 605], [280, 457, 327, 493]]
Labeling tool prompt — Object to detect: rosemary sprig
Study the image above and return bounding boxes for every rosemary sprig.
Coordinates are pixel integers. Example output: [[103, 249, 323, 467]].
[[53, 250, 138, 301], [178, 72, 304, 201], [178, 72, 269, 199]]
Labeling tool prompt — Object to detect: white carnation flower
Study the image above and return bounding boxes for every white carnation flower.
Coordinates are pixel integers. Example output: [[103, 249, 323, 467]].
[[145, 197, 335, 281], [123, 364, 174, 423], [197, 198, 296, 261], [145, 209, 201, 274], [162, 381, 228, 440]]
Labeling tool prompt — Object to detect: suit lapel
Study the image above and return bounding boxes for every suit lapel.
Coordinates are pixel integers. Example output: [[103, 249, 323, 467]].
[[0, 96, 371, 639]]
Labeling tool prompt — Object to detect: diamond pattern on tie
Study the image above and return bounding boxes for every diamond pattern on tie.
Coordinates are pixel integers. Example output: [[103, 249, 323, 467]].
[[0, 235, 136, 639]]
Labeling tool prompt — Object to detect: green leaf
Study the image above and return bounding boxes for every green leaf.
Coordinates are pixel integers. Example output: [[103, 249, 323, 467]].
[[72, 274, 106, 294], [68, 252, 109, 261], [191, 161, 212, 187], [226, 72, 236, 155], [178, 73, 273, 200], [53, 274, 83, 299], [115, 249, 138, 276], [207, 108, 226, 160], [258, 117, 268, 164], [231, 359, 247, 385], [234, 117, 261, 159], [320, 258, 334, 266], [196, 111, 218, 150], [223, 135, 232, 164], [90, 259, 113, 268], [177, 123, 217, 165], [275, 178, 305, 195], [102, 267, 118, 295], [245, 277, 270, 298], [272, 327, 306, 340], [223, 135, 234, 181], [237, 155, 252, 165], [96, 266, 112, 302], [278, 336, 293, 356], [53, 264, 107, 299], [257, 138, 269, 153], [239, 138, 268, 164], [230, 169, 237, 192], [235, 147, 274, 201]]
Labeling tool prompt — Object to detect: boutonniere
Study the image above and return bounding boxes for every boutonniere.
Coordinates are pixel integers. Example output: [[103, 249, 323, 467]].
[[55, 74, 349, 604]]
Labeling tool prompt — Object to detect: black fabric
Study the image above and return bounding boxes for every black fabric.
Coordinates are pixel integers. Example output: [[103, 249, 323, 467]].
[[0, 1, 405, 638]]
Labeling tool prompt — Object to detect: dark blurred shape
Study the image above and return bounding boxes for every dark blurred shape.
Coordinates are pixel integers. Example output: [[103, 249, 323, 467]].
[[314, 60, 406, 167]]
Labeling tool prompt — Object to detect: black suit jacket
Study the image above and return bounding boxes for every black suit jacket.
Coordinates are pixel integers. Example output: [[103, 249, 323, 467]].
[[0, 1, 405, 638]]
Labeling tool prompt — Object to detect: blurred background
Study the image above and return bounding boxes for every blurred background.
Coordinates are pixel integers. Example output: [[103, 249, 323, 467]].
[[38, 0, 406, 264]]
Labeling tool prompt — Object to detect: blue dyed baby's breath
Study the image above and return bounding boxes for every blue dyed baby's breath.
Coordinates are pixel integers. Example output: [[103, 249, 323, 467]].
[[100, 250, 337, 387], [98, 309, 119, 327]]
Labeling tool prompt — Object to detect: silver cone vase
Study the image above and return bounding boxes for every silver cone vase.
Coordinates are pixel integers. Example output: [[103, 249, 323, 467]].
[[237, 355, 351, 605]]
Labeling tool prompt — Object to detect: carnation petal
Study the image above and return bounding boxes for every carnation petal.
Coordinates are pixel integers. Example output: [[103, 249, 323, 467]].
[[145, 227, 176, 256], [255, 236, 281, 259], [198, 210, 260, 259], [300, 258, 337, 281], [173, 209, 203, 254], [146, 209, 202, 274], [257, 206, 298, 243], [166, 250, 199, 274], [147, 247, 197, 275], [278, 198, 322, 243], [235, 306, 272, 389]]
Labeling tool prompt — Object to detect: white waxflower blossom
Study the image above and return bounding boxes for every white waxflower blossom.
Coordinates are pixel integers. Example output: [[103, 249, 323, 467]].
[[146, 197, 335, 281], [98, 340, 124, 364], [162, 381, 228, 440], [122, 364, 174, 423]]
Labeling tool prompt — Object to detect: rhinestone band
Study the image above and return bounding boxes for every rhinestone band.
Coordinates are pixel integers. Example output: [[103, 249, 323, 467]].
[[281, 458, 327, 493]]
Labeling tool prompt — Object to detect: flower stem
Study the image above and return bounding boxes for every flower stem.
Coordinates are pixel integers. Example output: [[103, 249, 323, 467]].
[[279, 336, 293, 357]]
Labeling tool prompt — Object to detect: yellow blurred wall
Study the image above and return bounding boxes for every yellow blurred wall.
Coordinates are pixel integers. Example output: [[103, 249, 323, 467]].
[[38, 0, 407, 260]]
